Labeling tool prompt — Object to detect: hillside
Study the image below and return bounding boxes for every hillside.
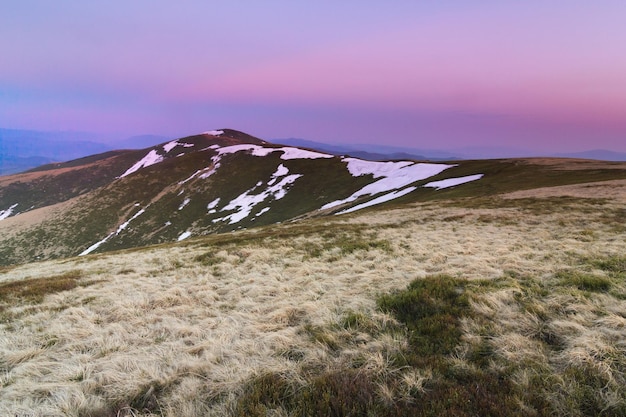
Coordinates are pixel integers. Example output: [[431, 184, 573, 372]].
[[3, 129, 626, 268], [0, 176, 625, 416], [0, 129, 485, 266]]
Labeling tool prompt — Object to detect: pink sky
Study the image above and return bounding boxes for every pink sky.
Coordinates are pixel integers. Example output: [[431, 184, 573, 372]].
[[1, 1, 626, 153]]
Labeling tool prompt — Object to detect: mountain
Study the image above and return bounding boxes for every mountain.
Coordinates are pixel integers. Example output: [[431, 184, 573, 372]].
[[1, 142, 625, 416], [0, 155, 55, 176], [0, 128, 114, 175], [2, 129, 626, 266], [0, 129, 174, 176]]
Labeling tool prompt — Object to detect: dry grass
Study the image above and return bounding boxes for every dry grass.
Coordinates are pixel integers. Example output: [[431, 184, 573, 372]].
[[0, 190, 625, 416]]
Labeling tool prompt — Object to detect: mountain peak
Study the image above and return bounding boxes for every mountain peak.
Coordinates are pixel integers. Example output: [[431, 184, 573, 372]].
[[187, 128, 268, 146]]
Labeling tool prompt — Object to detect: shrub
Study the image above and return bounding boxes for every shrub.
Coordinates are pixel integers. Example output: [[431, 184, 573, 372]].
[[377, 275, 471, 357]]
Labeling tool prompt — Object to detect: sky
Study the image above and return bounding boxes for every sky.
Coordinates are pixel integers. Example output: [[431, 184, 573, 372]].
[[2, 1, 626, 153]]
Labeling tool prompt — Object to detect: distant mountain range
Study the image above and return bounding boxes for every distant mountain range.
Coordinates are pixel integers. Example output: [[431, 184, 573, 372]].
[[0, 129, 171, 175], [276, 138, 626, 162], [551, 149, 626, 161]]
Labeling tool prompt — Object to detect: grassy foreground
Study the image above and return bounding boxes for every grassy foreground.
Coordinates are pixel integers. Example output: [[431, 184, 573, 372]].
[[1, 186, 625, 416]]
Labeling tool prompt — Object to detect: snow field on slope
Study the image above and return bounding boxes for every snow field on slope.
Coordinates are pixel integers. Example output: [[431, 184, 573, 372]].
[[216, 144, 333, 160], [119, 150, 164, 178], [322, 160, 454, 210], [212, 164, 302, 224], [163, 140, 194, 153], [120, 141, 195, 178]]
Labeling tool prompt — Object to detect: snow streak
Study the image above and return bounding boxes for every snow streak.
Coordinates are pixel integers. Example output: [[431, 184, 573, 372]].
[[336, 187, 417, 215], [0, 203, 18, 221], [118, 150, 164, 178], [424, 174, 484, 190], [79, 207, 147, 256]]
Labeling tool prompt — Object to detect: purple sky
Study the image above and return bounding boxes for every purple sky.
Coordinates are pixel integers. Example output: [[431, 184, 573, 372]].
[[2, 1, 626, 153]]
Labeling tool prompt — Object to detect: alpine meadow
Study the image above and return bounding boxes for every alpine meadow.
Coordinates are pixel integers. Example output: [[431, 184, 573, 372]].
[[1, 130, 626, 416]]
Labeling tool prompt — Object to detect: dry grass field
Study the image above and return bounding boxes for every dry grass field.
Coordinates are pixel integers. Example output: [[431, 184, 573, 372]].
[[1, 184, 625, 416]]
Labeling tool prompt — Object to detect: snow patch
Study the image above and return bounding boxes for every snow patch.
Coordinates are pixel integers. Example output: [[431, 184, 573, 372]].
[[163, 140, 179, 153], [336, 187, 417, 215], [0, 203, 18, 221], [163, 140, 195, 153], [79, 237, 109, 257], [423, 174, 484, 190], [115, 209, 145, 235], [215, 144, 333, 160], [277, 147, 333, 160], [256, 207, 271, 217], [343, 158, 414, 178], [322, 161, 453, 210], [207, 198, 221, 214], [179, 170, 203, 184], [177, 231, 192, 241], [179, 198, 191, 210], [207, 198, 220, 210], [204, 130, 224, 136], [199, 164, 219, 179], [274, 163, 289, 177], [268, 164, 290, 186], [213, 173, 302, 224], [118, 149, 164, 178], [180, 159, 220, 184]]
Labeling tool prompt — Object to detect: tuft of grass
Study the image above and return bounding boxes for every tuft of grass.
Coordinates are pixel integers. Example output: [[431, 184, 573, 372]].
[[0, 270, 83, 305], [556, 270, 612, 292], [193, 252, 225, 266], [301, 323, 340, 351], [298, 229, 393, 260], [593, 256, 626, 275]]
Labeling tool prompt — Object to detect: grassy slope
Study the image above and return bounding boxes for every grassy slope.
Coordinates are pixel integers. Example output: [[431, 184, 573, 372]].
[[0, 179, 625, 416], [3, 156, 625, 267]]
